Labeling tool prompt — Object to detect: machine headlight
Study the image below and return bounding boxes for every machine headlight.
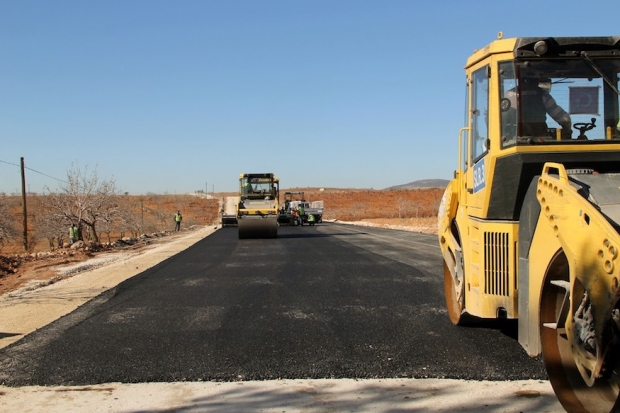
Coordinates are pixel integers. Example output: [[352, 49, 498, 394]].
[[534, 40, 548, 55]]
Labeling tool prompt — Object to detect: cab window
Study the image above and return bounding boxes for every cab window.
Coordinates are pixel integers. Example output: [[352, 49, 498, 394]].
[[471, 66, 489, 162], [499, 61, 517, 147], [462, 76, 469, 171]]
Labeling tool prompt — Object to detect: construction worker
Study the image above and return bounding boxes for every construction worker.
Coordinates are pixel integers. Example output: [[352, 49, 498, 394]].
[[308, 214, 315, 226], [299, 204, 305, 226], [505, 77, 572, 139], [69, 224, 76, 245], [174, 211, 182, 231], [292, 207, 300, 226], [243, 180, 254, 195]]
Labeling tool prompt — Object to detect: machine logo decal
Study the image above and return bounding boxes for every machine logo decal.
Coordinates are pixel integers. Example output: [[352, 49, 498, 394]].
[[473, 158, 485, 193]]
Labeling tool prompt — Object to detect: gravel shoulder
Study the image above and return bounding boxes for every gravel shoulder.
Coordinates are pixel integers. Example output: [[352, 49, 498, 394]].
[[0, 378, 562, 413], [0, 224, 563, 412]]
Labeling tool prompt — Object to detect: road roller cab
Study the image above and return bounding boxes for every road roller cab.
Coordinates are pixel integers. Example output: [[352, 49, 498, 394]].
[[438, 33, 620, 412], [237, 173, 280, 239]]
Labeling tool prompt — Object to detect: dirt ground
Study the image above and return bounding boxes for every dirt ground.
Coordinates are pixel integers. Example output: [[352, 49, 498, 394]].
[[0, 229, 196, 297], [343, 216, 437, 234]]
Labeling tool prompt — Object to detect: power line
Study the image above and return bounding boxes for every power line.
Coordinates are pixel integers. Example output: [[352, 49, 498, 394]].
[[24, 166, 68, 184], [0, 159, 20, 167], [0, 158, 68, 185]]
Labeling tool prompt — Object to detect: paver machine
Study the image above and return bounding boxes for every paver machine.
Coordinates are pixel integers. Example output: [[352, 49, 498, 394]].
[[237, 173, 279, 239], [438, 33, 620, 412]]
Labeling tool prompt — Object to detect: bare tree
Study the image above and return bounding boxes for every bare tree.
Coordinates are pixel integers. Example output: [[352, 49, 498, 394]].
[[154, 198, 172, 231], [32, 197, 68, 250], [116, 198, 143, 238], [45, 164, 119, 244], [97, 206, 119, 245], [0, 199, 17, 246], [397, 198, 411, 218]]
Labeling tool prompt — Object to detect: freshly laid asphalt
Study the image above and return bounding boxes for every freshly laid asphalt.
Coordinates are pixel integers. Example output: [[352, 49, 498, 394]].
[[0, 223, 546, 387]]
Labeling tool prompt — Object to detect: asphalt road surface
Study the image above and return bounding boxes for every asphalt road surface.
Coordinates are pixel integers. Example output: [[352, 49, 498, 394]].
[[0, 222, 547, 387]]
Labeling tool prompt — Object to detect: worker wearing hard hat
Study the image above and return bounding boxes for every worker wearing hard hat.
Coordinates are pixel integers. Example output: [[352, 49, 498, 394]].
[[504, 77, 572, 140]]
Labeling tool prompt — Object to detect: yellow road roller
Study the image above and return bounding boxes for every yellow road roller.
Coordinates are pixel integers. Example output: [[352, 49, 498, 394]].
[[237, 173, 279, 239], [438, 33, 620, 412]]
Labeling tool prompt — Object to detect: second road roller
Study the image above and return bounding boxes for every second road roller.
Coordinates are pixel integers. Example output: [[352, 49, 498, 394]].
[[236, 173, 280, 239]]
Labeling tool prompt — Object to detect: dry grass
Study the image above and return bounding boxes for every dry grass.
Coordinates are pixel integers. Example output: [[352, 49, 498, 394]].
[[2, 188, 443, 253], [2, 194, 220, 254], [311, 187, 443, 221]]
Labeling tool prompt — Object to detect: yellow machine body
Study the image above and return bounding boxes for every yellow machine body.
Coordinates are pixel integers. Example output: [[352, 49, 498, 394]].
[[438, 34, 620, 412], [237, 173, 279, 239]]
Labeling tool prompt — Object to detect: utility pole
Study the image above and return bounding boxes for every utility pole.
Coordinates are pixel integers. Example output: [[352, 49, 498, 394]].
[[20, 157, 28, 251]]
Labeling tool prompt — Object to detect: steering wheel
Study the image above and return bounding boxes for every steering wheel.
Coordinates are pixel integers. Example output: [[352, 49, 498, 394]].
[[573, 118, 596, 140]]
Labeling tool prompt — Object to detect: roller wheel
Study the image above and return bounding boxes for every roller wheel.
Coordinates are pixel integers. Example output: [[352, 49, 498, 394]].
[[443, 259, 464, 325], [540, 277, 620, 413]]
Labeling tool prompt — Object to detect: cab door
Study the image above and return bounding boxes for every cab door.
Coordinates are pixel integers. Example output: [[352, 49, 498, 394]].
[[466, 65, 490, 215]]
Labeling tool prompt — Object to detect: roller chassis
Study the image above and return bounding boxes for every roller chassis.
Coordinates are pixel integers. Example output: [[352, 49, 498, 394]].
[[535, 165, 620, 411], [440, 166, 620, 411]]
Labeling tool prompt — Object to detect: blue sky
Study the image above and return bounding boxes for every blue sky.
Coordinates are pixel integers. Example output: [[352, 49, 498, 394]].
[[0, 0, 614, 194]]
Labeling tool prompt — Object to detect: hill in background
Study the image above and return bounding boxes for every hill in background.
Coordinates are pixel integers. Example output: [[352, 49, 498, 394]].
[[385, 179, 449, 190]]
